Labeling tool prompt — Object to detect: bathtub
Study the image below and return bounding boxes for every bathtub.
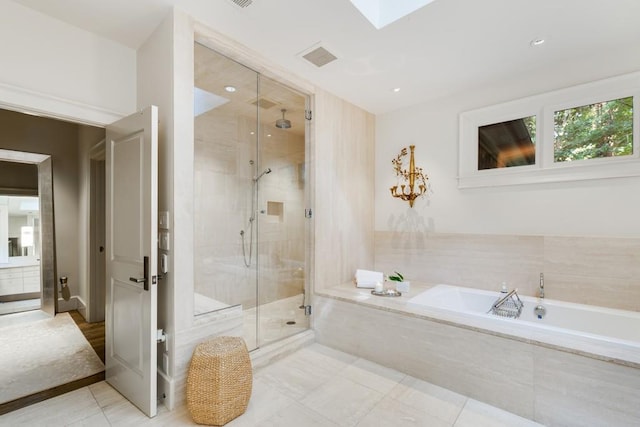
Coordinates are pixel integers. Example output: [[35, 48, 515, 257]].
[[408, 284, 640, 366]]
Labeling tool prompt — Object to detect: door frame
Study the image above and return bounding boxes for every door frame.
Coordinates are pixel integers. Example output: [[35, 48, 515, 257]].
[[0, 91, 122, 319], [0, 149, 57, 317], [86, 141, 106, 323]]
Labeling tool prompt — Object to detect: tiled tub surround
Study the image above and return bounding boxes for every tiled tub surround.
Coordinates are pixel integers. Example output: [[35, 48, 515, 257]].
[[408, 284, 640, 366], [374, 232, 640, 312], [314, 284, 640, 426]]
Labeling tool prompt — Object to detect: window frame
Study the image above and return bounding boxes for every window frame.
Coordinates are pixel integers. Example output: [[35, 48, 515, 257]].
[[459, 72, 640, 188]]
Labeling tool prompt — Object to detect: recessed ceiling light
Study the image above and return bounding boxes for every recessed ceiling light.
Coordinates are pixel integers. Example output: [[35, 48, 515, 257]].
[[267, 134, 272, 138], [250, 131, 255, 135], [530, 38, 545, 47], [393, 87, 401, 93], [224, 85, 237, 92]]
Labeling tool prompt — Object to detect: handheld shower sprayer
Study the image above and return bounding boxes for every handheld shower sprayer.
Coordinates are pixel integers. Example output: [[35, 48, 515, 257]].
[[242, 165, 273, 267], [254, 168, 272, 182]]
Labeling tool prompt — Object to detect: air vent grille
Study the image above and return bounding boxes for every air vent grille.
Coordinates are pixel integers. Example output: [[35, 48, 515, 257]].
[[251, 98, 277, 109], [230, 0, 253, 8], [302, 46, 338, 68]]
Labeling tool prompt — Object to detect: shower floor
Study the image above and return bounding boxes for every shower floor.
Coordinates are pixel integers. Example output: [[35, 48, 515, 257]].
[[243, 293, 309, 350]]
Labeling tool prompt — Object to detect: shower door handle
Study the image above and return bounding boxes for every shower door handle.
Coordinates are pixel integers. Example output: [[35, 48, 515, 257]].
[[129, 256, 149, 291]]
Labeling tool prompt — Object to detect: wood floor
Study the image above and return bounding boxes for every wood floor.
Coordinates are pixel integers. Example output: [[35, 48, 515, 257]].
[[0, 310, 105, 415], [69, 310, 105, 364]]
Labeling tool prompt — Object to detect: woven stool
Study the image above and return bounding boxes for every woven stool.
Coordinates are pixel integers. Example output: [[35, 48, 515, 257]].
[[186, 336, 253, 425]]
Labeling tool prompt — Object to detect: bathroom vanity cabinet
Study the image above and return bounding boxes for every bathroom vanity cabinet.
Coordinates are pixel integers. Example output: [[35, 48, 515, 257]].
[[0, 264, 41, 297]]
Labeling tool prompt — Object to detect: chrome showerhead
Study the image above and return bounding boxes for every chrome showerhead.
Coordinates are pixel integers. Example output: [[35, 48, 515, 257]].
[[254, 167, 272, 182], [275, 108, 292, 129]]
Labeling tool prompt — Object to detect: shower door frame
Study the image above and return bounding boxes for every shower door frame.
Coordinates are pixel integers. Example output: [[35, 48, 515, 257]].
[[192, 40, 314, 351]]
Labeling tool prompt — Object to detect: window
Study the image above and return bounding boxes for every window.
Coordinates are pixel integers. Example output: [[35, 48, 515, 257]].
[[478, 116, 536, 170], [459, 72, 640, 188], [554, 97, 633, 163]]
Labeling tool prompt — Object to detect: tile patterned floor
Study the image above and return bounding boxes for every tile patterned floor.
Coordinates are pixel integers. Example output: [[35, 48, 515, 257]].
[[0, 343, 544, 426]]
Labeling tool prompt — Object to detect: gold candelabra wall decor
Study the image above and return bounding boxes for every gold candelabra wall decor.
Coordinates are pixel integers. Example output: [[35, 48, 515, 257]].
[[390, 145, 429, 208]]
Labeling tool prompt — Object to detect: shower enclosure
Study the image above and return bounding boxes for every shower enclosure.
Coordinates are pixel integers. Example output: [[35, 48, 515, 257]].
[[193, 42, 310, 351]]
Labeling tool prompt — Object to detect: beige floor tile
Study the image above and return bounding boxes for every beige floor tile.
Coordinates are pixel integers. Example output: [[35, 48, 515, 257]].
[[224, 376, 297, 426], [65, 411, 111, 427], [0, 388, 102, 426], [255, 343, 356, 400], [89, 381, 197, 426], [341, 358, 406, 394], [356, 397, 452, 427], [301, 376, 385, 427], [387, 376, 466, 424], [261, 401, 338, 426], [89, 380, 126, 408], [0, 343, 544, 427], [147, 405, 198, 426], [454, 399, 544, 427], [100, 397, 155, 426]]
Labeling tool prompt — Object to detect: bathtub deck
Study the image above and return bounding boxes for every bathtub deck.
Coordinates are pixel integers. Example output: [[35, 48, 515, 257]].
[[317, 282, 640, 368]]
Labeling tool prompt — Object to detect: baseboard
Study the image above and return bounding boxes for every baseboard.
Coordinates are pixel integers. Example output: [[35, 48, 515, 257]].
[[57, 295, 86, 315]]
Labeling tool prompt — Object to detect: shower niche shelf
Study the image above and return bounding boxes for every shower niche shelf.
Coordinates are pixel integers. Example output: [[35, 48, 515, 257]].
[[266, 201, 284, 223]]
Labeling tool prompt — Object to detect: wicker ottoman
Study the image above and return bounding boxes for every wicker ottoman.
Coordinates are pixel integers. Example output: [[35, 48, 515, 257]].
[[186, 336, 253, 425]]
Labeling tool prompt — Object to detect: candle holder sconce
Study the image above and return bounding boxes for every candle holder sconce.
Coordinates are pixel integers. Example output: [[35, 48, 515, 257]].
[[390, 145, 429, 208]]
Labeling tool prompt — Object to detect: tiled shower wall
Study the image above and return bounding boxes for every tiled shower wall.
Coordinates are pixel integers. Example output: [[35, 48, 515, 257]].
[[375, 231, 640, 312], [194, 109, 306, 309]]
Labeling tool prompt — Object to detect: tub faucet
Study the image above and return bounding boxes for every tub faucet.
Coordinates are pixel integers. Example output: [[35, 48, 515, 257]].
[[539, 273, 545, 299]]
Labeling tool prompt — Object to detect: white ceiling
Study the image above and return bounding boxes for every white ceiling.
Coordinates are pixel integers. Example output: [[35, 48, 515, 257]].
[[11, 0, 640, 115]]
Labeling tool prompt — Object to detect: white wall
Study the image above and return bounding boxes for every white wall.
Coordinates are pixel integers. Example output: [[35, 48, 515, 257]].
[[0, 0, 136, 124], [376, 51, 640, 238]]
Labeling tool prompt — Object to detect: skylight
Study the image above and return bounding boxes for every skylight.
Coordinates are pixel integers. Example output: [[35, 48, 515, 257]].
[[350, 0, 435, 29], [194, 87, 229, 117]]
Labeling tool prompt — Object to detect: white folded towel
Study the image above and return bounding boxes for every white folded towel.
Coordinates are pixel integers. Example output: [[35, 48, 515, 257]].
[[355, 269, 384, 288]]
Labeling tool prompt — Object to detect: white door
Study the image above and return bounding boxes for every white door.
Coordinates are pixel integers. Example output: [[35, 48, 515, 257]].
[[105, 106, 158, 417]]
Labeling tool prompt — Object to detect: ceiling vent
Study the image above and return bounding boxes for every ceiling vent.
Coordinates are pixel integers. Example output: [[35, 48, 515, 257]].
[[229, 0, 253, 8], [251, 98, 277, 109], [301, 46, 338, 68]]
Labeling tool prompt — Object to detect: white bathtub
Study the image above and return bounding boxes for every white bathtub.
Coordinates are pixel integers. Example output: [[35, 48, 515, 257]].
[[408, 284, 640, 366]]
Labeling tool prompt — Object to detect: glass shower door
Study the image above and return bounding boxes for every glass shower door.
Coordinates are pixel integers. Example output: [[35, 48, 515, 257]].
[[255, 76, 309, 347], [193, 42, 310, 351], [193, 43, 260, 350]]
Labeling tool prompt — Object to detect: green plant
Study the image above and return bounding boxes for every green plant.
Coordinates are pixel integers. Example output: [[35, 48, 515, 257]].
[[387, 271, 404, 282]]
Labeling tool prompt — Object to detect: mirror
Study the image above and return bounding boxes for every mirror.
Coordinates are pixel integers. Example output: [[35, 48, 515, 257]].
[[1, 195, 40, 259], [0, 149, 56, 316]]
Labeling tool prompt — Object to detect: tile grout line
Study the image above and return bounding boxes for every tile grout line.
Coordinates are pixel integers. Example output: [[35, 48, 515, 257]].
[[87, 383, 113, 426], [450, 396, 469, 427]]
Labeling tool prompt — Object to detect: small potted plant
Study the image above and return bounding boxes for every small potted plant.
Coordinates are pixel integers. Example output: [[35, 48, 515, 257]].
[[388, 271, 410, 293]]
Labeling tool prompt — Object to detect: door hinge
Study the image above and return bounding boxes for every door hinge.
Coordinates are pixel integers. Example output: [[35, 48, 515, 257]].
[[304, 305, 312, 316], [304, 208, 313, 219], [157, 329, 168, 351], [305, 110, 312, 121]]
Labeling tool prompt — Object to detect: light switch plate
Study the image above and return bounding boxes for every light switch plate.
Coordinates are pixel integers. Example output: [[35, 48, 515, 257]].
[[159, 231, 170, 250]]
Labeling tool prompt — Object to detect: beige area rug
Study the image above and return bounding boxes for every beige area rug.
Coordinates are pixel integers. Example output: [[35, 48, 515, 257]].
[[0, 312, 104, 403]]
